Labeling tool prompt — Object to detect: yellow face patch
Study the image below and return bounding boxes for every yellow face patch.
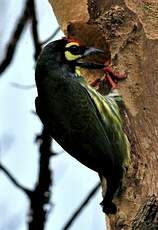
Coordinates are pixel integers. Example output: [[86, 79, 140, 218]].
[[65, 51, 81, 61], [65, 42, 82, 61]]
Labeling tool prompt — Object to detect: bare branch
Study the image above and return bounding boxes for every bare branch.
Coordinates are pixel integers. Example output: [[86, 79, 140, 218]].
[[0, 1, 61, 229], [25, 1, 53, 229], [62, 182, 101, 230], [0, 0, 31, 75], [28, 128, 53, 230], [11, 82, 35, 89], [0, 163, 31, 197]]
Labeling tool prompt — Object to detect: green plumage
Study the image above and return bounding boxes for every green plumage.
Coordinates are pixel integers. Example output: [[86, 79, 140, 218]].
[[35, 39, 130, 214]]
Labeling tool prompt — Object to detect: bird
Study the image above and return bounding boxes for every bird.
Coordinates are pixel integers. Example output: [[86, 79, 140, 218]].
[[35, 37, 130, 214]]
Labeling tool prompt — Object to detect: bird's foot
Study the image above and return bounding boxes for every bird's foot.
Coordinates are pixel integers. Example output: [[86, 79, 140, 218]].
[[100, 199, 117, 215], [104, 66, 127, 80], [103, 65, 127, 90], [104, 74, 118, 90], [90, 62, 127, 89]]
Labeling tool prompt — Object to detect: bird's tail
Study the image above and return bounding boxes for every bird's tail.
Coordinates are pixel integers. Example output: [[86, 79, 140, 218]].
[[101, 166, 124, 214]]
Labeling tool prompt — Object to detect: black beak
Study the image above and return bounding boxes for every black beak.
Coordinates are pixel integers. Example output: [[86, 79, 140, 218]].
[[76, 47, 105, 69]]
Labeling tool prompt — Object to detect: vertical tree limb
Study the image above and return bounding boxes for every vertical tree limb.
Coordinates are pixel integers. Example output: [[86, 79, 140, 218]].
[[28, 128, 53, 230], [28, 1, 54, 229], [0, 0, 60, 229], [48, 0, 158, 229]]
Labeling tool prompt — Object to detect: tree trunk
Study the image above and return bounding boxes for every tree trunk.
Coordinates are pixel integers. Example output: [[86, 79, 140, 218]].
[[48, 0, 158, 229]]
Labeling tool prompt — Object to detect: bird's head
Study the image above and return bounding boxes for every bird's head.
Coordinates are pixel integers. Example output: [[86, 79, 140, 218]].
[[36, 38, 105, 79], [39, 38, 105, 70], [63, 37, 105, 69]]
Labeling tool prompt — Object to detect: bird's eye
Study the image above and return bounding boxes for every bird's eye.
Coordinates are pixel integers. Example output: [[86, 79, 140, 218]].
[[69, 45, 80, 54]]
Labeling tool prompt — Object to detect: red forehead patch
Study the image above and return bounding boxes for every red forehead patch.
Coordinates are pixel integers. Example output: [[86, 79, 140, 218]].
[[62, 37, 85, 47]]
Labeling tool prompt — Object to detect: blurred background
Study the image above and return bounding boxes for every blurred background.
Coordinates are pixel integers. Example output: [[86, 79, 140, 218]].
[[0, 0, 105, 229]]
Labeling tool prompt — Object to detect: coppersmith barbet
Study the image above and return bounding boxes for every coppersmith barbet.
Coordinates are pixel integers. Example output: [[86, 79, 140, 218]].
[[35, 37, 130, 214]]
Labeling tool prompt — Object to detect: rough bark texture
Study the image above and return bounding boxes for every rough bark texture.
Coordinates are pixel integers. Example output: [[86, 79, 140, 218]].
[[48, 0, 158, 229]]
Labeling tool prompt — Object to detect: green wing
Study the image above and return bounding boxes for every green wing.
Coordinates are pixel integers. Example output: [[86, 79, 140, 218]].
[[77, 77, 130, 167]]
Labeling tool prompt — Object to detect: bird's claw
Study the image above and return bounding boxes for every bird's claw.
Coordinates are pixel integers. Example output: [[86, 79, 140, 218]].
[[103, 65, 127, 90], [90, 62, 127, 90], [104, 75, 118, 90], [103, 66, 127, 80]]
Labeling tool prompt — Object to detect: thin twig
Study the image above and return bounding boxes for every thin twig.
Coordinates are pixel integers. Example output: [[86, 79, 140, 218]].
[[0, 0, 31, 75], [62, 182, 101, 230], [30, 0, 41, 59], [11, 82, 36, 89], [40, 27, 60, 46], [0, 163, 31, 197]]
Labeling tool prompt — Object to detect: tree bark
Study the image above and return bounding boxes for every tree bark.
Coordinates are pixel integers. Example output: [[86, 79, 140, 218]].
[[48, 0, 158, 229]]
